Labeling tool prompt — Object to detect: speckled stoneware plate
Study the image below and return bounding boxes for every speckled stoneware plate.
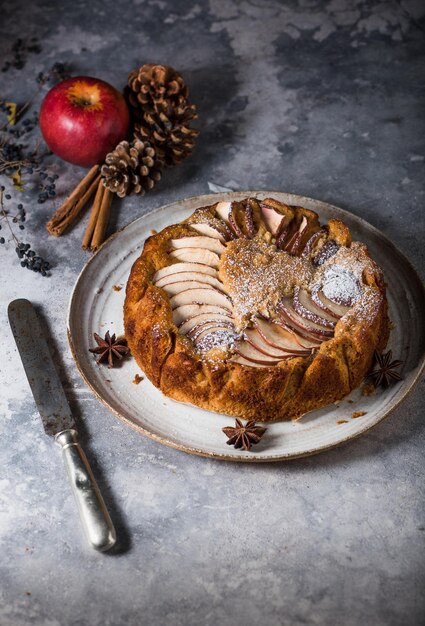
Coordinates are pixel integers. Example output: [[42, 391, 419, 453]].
[[67, 192, 425, 461]]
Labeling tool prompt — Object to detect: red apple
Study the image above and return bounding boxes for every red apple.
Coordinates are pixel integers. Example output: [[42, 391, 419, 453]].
[[39, 76, 130, 167]]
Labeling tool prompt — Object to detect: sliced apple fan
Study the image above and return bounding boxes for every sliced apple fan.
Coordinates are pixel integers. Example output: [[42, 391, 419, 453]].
[[152, 200, 354, 366]]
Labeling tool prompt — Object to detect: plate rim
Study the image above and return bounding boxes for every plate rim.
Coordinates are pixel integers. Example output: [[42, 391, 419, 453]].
[[67, 190, 425, 462]]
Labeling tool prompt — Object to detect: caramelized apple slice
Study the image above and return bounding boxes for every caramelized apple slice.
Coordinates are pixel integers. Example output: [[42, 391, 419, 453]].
[[229, 354, 274, 368], [311, 285, 349, 318], [293, 287, 336, 328], [215, 201, 232, 222], [301, 228, 326, 257], [313, 240, 340, 266], [173, 304, 232, 326], [244, 201, 256, 238], [189, 222, 227, 242], [169, 248, 221, 268], [272, 319, 321, 349], [170, 236, 226, 256], [227, 202, 247, 238], [162, 280, 226, 296], [276, 222, 290, 249], [260, 204, 284, 235], [233, 341, 283, 365], [244, 328, 309, 358], [153, 262, 218, 282], [155, 271, 226, 292], [284, 216, 308, 255], [277, 299, 334, 339], [170, 287, 232, 310], [253, 317, 314, 353], [179, 313, 235, 335], [188, 321, 235, 341]]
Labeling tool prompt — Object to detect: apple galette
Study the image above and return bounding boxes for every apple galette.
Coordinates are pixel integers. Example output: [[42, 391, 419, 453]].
[[124, 197, 389, 421]]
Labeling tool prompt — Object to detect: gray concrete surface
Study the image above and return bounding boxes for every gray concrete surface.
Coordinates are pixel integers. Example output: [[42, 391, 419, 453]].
[[1, 1, 424, 624]]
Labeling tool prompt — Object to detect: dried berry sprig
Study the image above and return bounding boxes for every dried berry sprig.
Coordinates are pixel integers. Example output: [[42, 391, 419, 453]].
[[89, 331, 130, 368], [0, 138, 37, 175], [0, 116, 53, 194], [0, 62, 70, 132], [222, 419, 267, 451], [0, 186, 51, 275], [0, 56, 68, 275], [1, 37, 42, 73], [367, 350, 403, 388], [36, 62, 69, 86]]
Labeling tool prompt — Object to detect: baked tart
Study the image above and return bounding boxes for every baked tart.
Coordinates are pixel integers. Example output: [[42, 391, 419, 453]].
[[124, 197, 389, 421]]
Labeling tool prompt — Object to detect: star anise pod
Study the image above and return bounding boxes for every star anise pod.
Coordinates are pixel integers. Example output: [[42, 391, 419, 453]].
[[222, 419, 267, 451], [89, 331, 130, 368], [368, 350, 403, 388]]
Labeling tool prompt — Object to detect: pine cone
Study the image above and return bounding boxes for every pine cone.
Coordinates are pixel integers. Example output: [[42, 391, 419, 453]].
[[127, 64, 188, 117], [127, 63, 198, 167], [134, 107, 198, 167], [101, 140, 162, 198]]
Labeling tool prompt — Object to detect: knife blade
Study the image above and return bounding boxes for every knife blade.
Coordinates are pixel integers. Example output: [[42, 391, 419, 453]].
[[8, 298, 116, 552]]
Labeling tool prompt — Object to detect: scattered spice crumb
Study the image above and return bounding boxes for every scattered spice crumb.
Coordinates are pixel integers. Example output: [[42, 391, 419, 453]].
[[105, 379, 112, 383], [348, 399, 354, 404], [352, 411, 367, 419], [25, 592, 31, 596], [113, 285, 122, 292], [132, 373, 144, 384], [150, 228, 158, 235], [337, 419, 348, 424], [362, 382, 375, 396]]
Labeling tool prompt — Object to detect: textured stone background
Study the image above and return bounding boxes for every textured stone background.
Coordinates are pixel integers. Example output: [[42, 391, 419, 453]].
[[1, 1, 424, 625]]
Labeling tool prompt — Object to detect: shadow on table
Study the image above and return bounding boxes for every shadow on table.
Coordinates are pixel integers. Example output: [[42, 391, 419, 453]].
[[257, 397, 423, 474]]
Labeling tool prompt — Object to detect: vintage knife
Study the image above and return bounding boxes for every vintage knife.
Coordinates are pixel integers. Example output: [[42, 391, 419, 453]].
[[8, 298, 116, 552]]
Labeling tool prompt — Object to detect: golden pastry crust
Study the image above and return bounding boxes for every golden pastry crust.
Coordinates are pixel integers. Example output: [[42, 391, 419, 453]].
[[124, 198, 389, 421]]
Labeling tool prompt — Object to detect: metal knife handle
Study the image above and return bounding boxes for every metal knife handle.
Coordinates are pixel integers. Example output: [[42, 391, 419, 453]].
[[55, 429, 116, 552]]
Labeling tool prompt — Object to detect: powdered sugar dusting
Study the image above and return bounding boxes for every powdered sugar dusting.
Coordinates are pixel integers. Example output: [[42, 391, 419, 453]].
[[220, 239, 314, 327], [343, 287, 383, 326], [322, 266, 362, 306], [196, 327, 238, 353]]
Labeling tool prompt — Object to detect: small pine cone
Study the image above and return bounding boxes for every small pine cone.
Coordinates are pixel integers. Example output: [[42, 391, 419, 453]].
[[134, 119, 198, 167], [101, 140, 162, 198], [127, 64, 188, 118]]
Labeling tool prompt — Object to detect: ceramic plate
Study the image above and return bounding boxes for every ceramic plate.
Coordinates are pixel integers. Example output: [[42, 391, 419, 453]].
[[67, 192, 425, 461]]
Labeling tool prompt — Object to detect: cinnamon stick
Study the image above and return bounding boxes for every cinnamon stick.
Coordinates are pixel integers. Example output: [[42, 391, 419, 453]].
[[90, 187, 114, 251], [82, 180, 105, 250], [46, 165, 100, 236]]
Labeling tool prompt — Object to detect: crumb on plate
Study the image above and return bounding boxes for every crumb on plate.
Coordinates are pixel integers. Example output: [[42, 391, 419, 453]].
[[362, 382, 375, 396]]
